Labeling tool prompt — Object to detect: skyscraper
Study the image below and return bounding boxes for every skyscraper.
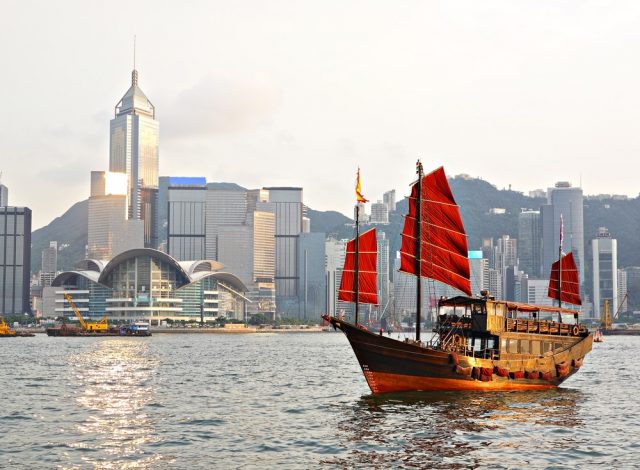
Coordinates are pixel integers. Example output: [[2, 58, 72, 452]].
[[0, 184, 8, 207], [40, 241, 58, 287], [542, 182, 584, 287], [205, 184, 248, 260], [265, 187, 304, 314], [377, 231, 390, 314], [518, 210, 542, 278], [325, 237, 347, 317], [87, 171, 143, 259], [383, 190, 396, 212], [109, 68, 159, 248], [298, 232, 326, 319], [167, 177, 207, 261], [0, 206, 31, 314], [592, 227, 617, 319]]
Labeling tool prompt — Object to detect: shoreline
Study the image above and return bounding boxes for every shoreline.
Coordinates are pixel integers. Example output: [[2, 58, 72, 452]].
[[21, 327, 329, 335]]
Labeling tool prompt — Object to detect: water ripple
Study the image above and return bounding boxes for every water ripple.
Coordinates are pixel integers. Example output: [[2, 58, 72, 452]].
[[1, 334, 639, 468]]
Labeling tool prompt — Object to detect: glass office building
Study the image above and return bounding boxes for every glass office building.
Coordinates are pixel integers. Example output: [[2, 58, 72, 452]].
[[110, 68, 159, 248]]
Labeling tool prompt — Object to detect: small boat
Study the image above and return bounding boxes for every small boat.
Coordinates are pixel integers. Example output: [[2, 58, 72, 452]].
[[324, 161, 593, 394], [593, 329, 604, 342], [120, 322, 152, 336]]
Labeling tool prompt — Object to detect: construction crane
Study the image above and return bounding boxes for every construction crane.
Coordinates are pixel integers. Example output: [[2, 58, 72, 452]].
[[601, 292, 630, 330], [63, 293, 109, 332]]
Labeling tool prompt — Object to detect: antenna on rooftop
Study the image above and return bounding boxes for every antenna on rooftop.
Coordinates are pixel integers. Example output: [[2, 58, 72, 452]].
[[133, 35, 136, 70]]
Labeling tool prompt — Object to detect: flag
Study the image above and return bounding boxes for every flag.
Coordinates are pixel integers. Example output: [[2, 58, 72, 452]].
[[355, 167, 368, 203], [559, 213, 564, 250]]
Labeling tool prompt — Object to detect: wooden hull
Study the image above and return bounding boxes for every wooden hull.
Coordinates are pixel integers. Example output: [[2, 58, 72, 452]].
[[327, 316, 593, 394]]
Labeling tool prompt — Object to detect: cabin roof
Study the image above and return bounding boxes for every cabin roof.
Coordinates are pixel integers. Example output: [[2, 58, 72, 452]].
[[439, 296, 581, 315]]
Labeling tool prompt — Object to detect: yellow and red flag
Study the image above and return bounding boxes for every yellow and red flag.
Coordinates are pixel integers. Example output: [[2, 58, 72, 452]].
[[355, 167, 368, 203]]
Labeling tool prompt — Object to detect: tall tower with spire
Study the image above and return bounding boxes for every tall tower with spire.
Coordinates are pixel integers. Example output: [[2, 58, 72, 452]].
[[109, 55, 159, 248]]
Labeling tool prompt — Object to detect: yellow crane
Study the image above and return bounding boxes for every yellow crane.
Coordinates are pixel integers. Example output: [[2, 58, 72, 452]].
[[601, 292, 630, 331], [0, 317, 17, 337], [63, 293, 110, 332], [601, 300, 612, 330]]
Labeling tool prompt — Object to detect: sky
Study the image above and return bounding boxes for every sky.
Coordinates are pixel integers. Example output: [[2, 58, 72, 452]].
[[2, 0, 640, 229]]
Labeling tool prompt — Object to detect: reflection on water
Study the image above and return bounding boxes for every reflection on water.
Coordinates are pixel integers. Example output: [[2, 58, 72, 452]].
[[324, 389, 583, 468], [70, 339, 167, 469]]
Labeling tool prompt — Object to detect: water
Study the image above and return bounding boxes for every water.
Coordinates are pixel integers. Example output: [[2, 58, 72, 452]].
[[1, 333, 638, 469]]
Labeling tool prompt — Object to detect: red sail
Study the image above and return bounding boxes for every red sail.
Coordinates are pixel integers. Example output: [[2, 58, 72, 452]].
[[399, 167, 471, 296], [338, 228, 378, 305], [548, 252, 582, 305]]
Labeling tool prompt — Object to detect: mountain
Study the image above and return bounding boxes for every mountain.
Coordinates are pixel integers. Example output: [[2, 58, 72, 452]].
[[30, 176, 640, 277], [31, 199, 88, 273]]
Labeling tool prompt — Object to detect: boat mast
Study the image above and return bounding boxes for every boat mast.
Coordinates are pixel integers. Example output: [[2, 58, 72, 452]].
[[415, 160, 423, 341], [557, 214, 563, 322], [355, 203, 360, 326]]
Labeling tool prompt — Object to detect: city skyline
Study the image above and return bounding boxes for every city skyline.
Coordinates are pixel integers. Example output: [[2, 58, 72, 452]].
[[3, 1, 640, 229]]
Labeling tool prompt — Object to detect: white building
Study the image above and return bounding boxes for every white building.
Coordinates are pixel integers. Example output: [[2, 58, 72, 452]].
[[370, 201, 389, 224], [592, 227, 617, 319]]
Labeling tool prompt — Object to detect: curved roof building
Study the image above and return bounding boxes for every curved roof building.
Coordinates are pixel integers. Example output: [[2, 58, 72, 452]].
[[49, 249, 248, 324]]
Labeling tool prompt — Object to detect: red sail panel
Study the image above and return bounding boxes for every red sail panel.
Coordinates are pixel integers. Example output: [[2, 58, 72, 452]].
[[399, 167, 471, 296], [338, 228, 379, 305], [547, 252, 582, 305]]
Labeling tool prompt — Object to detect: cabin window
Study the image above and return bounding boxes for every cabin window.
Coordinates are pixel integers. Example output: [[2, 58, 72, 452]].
[[531, 341, 541, 355], [519, 340, 530, 354], [487, 338, 495, 350], [543, 342, 553, 354], [508, 339, 518, 354], [554, 342, 563, 351], [501, 338, 507, 352]]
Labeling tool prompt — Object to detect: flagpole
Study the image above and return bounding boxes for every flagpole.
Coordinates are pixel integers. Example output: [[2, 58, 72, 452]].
[[354, 203, 360, 326]]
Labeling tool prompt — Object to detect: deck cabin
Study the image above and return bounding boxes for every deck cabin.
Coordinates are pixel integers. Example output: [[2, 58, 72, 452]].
[[435, 295, 589, 360]]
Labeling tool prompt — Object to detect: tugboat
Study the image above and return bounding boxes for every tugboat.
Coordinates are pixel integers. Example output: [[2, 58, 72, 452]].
[[323, 161, 593, 393]]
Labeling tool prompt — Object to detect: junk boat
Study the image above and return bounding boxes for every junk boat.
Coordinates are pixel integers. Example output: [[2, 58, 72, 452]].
[[323, 161, 593, 394]]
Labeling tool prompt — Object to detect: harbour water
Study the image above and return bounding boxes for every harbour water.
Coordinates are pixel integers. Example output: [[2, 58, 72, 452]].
[[1, 332, 638, 468]]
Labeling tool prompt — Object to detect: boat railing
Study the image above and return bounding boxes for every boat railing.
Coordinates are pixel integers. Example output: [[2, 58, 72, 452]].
[[505, 318, 585, 336]]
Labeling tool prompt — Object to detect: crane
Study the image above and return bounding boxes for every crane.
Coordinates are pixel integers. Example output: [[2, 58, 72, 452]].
[[601, 292, 630, 330], [63, 293, 109, 332]]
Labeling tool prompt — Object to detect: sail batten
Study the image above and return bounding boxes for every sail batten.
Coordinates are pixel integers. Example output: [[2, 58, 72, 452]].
[[548, 252, 582, 305], [400, 166, 472, 296], [338, 228, 379, 305]]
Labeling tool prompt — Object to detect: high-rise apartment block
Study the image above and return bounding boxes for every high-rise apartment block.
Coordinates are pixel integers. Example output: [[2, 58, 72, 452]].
[[592, 227, 617, 318], [109, 68, 159, 248], [370, 201, 389, 224], [0, 206, 31, 314], [87, 171, 143, 259], [383, 190, 396, 212]]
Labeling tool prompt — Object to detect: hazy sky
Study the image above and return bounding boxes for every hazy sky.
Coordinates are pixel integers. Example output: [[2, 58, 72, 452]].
[[3, 1, 640, 229]]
